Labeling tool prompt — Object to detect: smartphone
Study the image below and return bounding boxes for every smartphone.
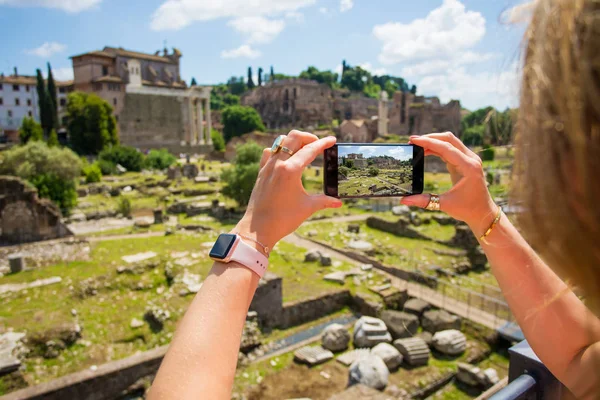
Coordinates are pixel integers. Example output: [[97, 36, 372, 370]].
[[324, 143, 424, 198]]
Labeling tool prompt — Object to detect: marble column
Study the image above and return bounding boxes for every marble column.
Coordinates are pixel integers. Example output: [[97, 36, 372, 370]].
[[187, 97, 196, 145], [197, 98, 205, 145], [205, 97, 213, 145]]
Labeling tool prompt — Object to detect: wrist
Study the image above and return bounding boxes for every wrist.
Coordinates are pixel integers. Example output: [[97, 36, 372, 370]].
[[232, 216, 278, 256], [466, 200, 499, 238]]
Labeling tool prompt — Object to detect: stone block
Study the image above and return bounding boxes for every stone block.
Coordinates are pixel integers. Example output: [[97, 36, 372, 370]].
[[153, 208, 163, 224], [182, 164, 199, 179], [304, 250, 321, 262], [348, 354, 389, 391], [8, 254, 25, 273], [167, 166, 182, 180], [347, 224, 360, 233], [456, 362, 484, 387], [393, 337, 430, 366], [370, 342, 402, 371], [403, 298, 431, 317], [294, 345, 334, 366], [319, 253, 332, 266], [391, 205, 410, 216], [324, 272, 347, 284], [421, 310, 461, 333], [380, 310, 419, 339], [431, 329, 467, 355], [336, 348, 370, 367], [347, 240, 374, 252], [321, 323, 350, 352], [353, 316, 392, 348]]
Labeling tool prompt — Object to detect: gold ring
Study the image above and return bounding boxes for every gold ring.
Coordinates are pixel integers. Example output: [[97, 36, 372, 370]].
[[425, 194, 441, 211], [281, 146, 294, 156]]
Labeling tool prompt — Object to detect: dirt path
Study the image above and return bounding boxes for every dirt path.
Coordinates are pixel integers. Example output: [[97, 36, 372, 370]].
[[303, 213, 372, 225], [87, 231, 165, 242]]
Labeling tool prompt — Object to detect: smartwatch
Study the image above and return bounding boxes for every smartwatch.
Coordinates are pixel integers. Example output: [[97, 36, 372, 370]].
[[209, 234, 268, 278]]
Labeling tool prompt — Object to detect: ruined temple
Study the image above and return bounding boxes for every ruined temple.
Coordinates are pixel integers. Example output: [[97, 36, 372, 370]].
[[241, 79, 462, 138], [0, 176, 72, 245]]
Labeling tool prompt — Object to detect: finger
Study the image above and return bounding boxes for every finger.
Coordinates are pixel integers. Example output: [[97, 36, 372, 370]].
[[400, 194, 432, 208], [413, 132, 479, 160], [276, 130, 318, 160], [290, 136, 337, 170], [408, 136, 477, 175], [259, 148, 271, 169], [309, 194, 343, 213]]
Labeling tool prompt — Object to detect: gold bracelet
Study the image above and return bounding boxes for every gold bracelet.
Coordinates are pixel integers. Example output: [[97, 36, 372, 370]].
[[235, 232, 270, 257], [479, 206, 502, 242]]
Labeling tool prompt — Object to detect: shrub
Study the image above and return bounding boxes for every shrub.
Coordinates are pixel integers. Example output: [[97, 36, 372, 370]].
[[0, 141, 81, 213], [220, 141, 263, 206], [83, 163, 102, 183], [368, 167, 379, 177], [339, 166, 351, 177], [211, 129, 226, 152], [462, 125, 484, 147], [19, 117, 43, 144], [486, 171, 494, 186], [47, 129, 59, 147], [145, 149, 176, 170], [67, 92, 118, 155], [98, 145, 144, 172], [481, 145, 495, 162], [97, 159, 117, 175], [221, 105, 265, 142], [117, 196, 132, 218]]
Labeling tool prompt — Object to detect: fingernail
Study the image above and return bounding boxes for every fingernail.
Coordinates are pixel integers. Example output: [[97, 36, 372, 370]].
[[401, 198, 416, 206], [330, 200, 343, 208]]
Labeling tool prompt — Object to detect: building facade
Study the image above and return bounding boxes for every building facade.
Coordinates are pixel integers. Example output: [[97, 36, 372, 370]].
[[0, 68, 73, 143], [71, 46, 212, 152]]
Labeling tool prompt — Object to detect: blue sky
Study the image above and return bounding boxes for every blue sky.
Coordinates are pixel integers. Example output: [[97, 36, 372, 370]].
[[338, 144, 411, 161], [0, 0, 529, 110]]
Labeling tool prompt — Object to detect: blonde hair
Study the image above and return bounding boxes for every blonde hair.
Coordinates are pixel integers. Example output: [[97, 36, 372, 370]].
[[514, 0, 600, 314]]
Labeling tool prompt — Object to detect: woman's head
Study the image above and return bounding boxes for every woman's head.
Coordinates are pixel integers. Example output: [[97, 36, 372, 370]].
[[515, 0, 600, 313]]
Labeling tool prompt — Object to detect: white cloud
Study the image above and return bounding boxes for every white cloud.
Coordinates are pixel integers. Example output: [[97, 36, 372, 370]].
[[228, 16, 285, 44], [0, 0, 100, 13], [319, 7, 328, 14], [25, 42, 67, 58], [417, 64, 520, 110], [373, 0, 485, 65], [151, 0, 316, 31], [359, 62, 386, 76], [284, 10, 304, 22], [221, 45, 261, 59], [340, 0, 353, 12], [400, 51, 499, 77], [43, 67, 74, 81]]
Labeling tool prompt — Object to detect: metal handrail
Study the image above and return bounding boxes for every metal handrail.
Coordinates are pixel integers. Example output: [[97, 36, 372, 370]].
[[489, 374, 537, 400]]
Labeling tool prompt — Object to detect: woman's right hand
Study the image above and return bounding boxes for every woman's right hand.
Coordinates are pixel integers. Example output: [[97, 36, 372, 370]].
[[400, 132, 498, 237]]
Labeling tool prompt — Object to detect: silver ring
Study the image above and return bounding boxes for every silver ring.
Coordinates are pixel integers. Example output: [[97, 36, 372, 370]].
[[425, 194, 441, 211]]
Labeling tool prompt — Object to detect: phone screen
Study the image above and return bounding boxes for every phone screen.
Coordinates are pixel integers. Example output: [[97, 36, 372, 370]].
[[324, 143, 424, 198]]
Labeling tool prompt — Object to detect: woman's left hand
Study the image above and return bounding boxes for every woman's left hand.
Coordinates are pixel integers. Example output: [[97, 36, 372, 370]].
[[235, 130, 342, 251]]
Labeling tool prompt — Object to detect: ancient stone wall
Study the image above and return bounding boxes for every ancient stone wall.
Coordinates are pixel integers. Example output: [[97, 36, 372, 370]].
[[387, 93, 461, 137], [366, 216, 432, 241], [0, 176, 72, 245], [280, 290, 351, 329], [249, 272, 283, 328], [241, 79, 333, 130], [333, 94, 379, 121]]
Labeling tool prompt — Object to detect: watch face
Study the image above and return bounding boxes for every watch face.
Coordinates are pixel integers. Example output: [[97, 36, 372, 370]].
[[271, 135, 284, 153], [210, 234, 237, 260]]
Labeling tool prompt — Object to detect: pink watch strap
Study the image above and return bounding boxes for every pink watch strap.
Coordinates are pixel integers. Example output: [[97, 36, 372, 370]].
[[230, 237, 269, 278]]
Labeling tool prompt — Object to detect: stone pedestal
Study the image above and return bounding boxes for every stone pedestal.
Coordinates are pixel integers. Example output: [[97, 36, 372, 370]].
[[8, 254, 25, 273], [153, 209, 163, 224], [393, 337, 430, 366]]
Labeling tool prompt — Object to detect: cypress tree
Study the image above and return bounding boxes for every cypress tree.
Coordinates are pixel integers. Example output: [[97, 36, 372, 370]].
[[270, 66, 274, 82], [258, 67, 263, 86], [190, 77, 197, 86], [47, 63, 58, 129], [247, 67, 255, 89], [36, 69, 50, 135]]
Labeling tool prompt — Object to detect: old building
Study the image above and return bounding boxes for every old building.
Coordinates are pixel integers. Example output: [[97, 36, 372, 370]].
[[71, 46, 212, 152], [339, 119, 368, 142], [242, 78, 461, 139], [0, 68, 73, 143]]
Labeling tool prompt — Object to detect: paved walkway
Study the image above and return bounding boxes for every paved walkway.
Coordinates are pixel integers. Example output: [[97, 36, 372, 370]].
[[284, 233, 508, 331]]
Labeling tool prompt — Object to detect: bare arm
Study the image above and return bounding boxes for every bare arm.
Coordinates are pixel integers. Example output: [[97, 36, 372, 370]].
[[404, 133, 600, 398], [148, 132, 342, 399]]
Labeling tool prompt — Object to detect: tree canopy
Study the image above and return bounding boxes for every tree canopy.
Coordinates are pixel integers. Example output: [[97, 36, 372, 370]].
[[221, 105, 265, 142], [67, 92, 118, 155], [19, 117, 44, 144]]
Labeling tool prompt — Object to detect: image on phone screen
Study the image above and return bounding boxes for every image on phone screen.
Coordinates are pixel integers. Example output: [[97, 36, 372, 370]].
[[324, 143, 424, 198]]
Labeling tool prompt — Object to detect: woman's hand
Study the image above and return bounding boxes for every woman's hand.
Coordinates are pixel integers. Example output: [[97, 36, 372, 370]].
[[235, 130, 342, 251], [401, 132, 497, 236]]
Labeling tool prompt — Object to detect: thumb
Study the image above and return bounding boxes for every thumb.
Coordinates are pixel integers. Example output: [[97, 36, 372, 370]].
[[310, 194, 343, 213], [401, 194, 432, 209]]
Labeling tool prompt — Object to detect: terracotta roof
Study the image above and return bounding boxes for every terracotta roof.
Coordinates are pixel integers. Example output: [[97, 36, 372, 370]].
[[57, 80, 73, 87], [0, 75, 37, 85], [71, 50, 116, 59], [104, 47, 175, 64], [93, 75, 123, 83], [141, 79, 187, 89]]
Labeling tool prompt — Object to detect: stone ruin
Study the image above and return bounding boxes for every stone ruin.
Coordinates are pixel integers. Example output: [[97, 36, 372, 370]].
[[0, 176, 72, 245], [365, 216, 431, 241], [393, 337, 430, 366]]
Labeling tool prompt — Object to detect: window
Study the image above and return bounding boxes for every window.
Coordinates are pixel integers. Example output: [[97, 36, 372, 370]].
[[113, 98, 117, 106], [26, 85, 30, 92], [59, 87, 66, 93], [15, 98, 20, 106], [12, 84, 19, 91], [102, 66, 108, 76], [94, 83, 103, 91], [0, 83, 3, 90], [7, 110, 12, 117], [0, 97, 2, 105], [28, 111, 32, 117], [60, 98, 66, 106]]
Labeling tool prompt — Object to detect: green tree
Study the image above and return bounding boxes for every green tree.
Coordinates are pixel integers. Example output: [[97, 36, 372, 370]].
[[299, 66, 340, 88], [47, 63, 58, 130], [190, 77, 197, 86], [221, 105, 265, 142], [36, 69, 51, 135], [82, 162, 102, 183], [221, 141, 262, 206], [341, 65, 371, 92], [98, 145, 144, 172], [227, 76, 247, 95], [223, 93, 240, 106], [461, 106, 494, 132], [211, 129, 226, 152], [19, 117, 44, 144], [410, 85, 417, 94], [368, 167, 379, 177], [0, 141, 82, 213], [44, 89, 57, 133], [67, 92, 118, 155], [47, 129, 59, 147], [247, 67, 255, 89], [487, 109, 514, 146], [258, 67, 263, 86], [462, 124, 485, 146], [363, 82, 382, 99], [383, 80, 399, 98], [145, 149, 176, 170], [481, 144, 495, 161], [270, 66, 274, 82], [344, 159, 354, 169]]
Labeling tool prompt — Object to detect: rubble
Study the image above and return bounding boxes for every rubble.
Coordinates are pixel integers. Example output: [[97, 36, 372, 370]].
[[393, 337, 430, 366], [370, 342, 402, 371], [421, 310, 462, 333], [348, 354, 389, 391], [431, 329, 467, 355], [353, 316, 392, 348], [380, 310, 419, 339], [321, 324, 350, 352]]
